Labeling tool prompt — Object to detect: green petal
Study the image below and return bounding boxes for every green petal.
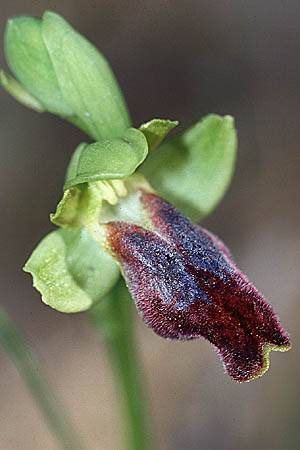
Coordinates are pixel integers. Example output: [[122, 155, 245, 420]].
[[139, 118, 178, 151], [51, 182, 109, 229], [23, 229, 119, 313], [64, 128, 148, 190], [141, 114, 237, 221], [51, 175, 152, 236], [50, 187, 83, 228], [4, 16, 72, 115], [42, 11, 130, 140]]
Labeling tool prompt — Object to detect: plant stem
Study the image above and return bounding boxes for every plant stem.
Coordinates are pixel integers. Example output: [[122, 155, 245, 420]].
[[89, 280, 152, 450], [0, 307, 85, 450]]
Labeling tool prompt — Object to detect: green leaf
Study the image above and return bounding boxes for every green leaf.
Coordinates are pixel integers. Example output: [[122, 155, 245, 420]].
[[0, 307, 86, 450], [141, 114, 237, 221], [139, 118, 178, 151], [0, 70, 45, 112], [64, 128, 148, 190], [42, 11, 130, 140], [23, 229, 119, 313], [4, 16, 72, 115]]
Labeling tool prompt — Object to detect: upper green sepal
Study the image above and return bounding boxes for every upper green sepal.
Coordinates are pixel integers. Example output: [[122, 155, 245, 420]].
[[23, 228, 119, 313], [141, 114, 237, 221], [4, 11, 131, 140], [64, 128, 148, 190], [139, 118, 178, 151]]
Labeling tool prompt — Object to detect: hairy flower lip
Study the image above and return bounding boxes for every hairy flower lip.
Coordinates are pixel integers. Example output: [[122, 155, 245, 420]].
[[105, 192, 291, 382]]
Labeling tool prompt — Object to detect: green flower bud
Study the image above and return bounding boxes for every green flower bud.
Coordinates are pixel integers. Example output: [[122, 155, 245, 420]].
[[3, 11, 130, 140], [4, 15, 72, 115]]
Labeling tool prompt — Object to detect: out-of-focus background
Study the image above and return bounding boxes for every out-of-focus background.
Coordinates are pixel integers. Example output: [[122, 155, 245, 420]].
[[0, 1, 299, 449]]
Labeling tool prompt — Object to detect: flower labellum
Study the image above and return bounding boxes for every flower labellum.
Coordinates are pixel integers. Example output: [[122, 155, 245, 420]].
[[105, 192, 290, 382]]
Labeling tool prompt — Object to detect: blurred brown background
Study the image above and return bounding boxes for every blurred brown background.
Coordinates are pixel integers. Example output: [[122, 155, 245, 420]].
[[0, 1, 299, 449]]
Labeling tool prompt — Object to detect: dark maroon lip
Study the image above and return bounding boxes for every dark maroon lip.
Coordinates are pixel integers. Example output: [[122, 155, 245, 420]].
[[105, 193, 291, 382]]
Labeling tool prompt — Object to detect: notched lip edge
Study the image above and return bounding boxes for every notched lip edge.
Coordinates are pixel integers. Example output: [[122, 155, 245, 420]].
[[240, 341, 292, 383]]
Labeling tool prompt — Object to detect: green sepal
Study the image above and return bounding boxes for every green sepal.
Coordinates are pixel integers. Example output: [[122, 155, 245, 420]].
[[139, 118, 178, 151], [42, 11, 130, 140], [0, 70, 45, 112], [23, 228, 119, 313], [64, 128, 148, 190], [141, 114, 237, 221]]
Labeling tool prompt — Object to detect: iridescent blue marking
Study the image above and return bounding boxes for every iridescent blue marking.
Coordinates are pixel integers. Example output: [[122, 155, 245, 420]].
[[156, 202, 233, 281], [125, 231, 210, 310]]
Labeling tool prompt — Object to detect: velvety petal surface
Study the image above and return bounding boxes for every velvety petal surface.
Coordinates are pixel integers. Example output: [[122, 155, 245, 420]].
[[105, 193, 290, 382]]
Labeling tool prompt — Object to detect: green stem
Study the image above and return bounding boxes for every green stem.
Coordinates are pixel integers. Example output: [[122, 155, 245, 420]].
[[0, 307, 85, 450], [89, 280, 152, 450]]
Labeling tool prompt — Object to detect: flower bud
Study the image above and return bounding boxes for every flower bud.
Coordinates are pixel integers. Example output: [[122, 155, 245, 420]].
[[4, 11, 130, 140], [4, 15, 72, 115]]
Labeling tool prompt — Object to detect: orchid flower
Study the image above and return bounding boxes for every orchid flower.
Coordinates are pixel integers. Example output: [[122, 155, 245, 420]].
[[104, 191, 290, 382], [1, 10, 292, 450], [2, 10, 290, 390]]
